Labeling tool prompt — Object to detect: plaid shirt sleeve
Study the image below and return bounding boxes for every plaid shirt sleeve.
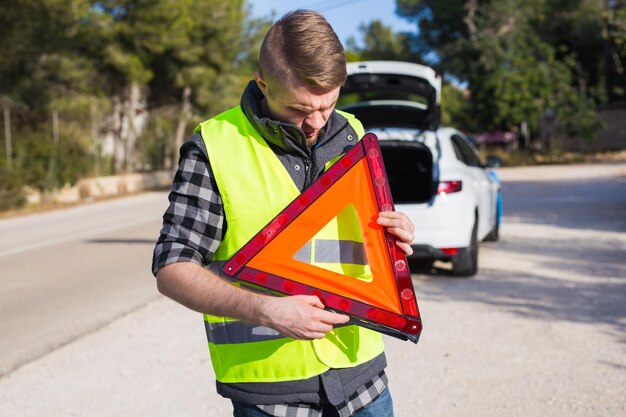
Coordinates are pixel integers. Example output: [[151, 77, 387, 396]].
[[151, 134, 225, 276]]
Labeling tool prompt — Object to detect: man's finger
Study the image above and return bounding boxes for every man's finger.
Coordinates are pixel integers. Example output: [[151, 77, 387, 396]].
[[395, 240, 414, 256], [320, 310, 350, 324], [387, 226, 413, 242], [378, 211, 414, 232], [303, 295, 325, 309]]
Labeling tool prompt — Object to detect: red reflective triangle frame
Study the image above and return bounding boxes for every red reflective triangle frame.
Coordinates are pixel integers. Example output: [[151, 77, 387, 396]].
[[223, 133, 422, 342]]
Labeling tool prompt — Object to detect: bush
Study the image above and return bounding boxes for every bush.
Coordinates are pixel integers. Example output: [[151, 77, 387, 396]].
[[11, 125, 92, 192], [0, 165, 26, 211]]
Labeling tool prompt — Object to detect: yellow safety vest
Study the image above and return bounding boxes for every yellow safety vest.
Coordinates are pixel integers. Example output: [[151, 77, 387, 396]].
[[196, 106, 384, 383]]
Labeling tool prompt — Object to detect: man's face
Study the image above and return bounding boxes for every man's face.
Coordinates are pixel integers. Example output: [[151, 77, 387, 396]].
[[255, 72, 340, 146]]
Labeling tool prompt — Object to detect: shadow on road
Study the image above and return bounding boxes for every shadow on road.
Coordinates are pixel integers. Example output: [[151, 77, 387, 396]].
[[86, 238, 155, 245], [407, 172, 626, 343], [409, 241, 626, 344], [483, 234, 625, 278]]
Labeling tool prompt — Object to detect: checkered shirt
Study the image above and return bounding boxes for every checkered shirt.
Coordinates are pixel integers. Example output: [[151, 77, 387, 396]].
[[257, 372, 388, 417], [152, 136, 224, 275]]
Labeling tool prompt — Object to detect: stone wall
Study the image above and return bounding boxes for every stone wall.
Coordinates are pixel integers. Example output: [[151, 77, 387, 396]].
[[26, 171, 173, 205]]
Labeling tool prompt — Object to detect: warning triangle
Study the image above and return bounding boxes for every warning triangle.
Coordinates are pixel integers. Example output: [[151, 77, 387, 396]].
[[223, 133, 422, 342]]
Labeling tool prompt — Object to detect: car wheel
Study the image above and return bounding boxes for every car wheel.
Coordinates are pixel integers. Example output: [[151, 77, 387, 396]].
[[484, 192, 501, 242], [452, 218, 478, 276]]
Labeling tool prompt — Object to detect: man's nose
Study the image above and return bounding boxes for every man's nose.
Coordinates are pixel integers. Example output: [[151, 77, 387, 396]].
[[304, 111, 326, 130]]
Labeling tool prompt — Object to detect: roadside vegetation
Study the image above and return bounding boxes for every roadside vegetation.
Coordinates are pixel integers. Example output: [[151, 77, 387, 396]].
[[1, 0, 625, 212], [478, 148, 626, 167]]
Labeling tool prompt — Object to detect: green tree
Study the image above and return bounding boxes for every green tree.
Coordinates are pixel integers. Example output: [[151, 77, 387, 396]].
[[0, 0, 107, 195], [0, 0, 100, 109], [441, 83, 470, 128], [603, 1, 626, 102], [346, 20, 419, 62], [84, 0, 266, 166], [0, 0, 264, 209], [395, 0, 607, 142]]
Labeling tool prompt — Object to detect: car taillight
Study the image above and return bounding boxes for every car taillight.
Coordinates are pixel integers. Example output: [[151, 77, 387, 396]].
[[437, 180, 462, 195], [441, 248, 458, 255]]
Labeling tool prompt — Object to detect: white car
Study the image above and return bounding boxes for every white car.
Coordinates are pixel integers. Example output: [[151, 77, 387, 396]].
[[340, 61, 501, 276]]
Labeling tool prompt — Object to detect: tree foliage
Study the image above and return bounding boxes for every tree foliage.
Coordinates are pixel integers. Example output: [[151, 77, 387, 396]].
[[0, 0, 269, 208], [346, 20, 418, 62], [385, 0, 620, 139], [2, 0, 621, 211]]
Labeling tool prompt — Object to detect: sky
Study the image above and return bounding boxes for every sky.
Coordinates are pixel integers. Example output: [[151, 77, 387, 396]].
[[247, 0, 416, 47]]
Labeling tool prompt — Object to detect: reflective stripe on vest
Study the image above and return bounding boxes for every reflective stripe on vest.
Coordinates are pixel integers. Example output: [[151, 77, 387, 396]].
[[197, 107, 384, 383], [294, 239, 367, 265], [205, 318, 353, 345], [205, 320, 282, 344]]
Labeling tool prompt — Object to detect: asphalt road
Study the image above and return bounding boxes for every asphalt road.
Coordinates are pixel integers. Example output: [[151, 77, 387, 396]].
[[0, 193, 169, 376], [0, 163, 625, 416]]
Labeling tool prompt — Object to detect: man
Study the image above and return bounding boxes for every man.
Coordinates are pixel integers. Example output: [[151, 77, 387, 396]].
[[152, 9, 414, 417]]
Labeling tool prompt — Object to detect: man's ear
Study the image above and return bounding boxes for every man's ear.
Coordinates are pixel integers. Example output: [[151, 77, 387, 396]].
[[253, 71, 269, 96]]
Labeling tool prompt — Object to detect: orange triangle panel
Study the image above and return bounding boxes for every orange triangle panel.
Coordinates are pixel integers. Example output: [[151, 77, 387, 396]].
[[223, 133, 422, 342]]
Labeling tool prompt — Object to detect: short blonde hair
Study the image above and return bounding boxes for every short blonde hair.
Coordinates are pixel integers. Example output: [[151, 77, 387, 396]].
[[259, 9, 347, 89]]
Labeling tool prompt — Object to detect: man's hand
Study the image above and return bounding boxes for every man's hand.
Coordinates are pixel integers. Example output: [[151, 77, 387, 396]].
[[259, 295, 349, 340], [377, 210, 415, 256], [157, 263, 348, 340]]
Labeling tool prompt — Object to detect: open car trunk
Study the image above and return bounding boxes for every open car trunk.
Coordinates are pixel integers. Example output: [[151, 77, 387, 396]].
[[337, 102, 439, 205], [339, 61, 442, 204], [341, 61, 441, 131], [379, 140, 435, 204]]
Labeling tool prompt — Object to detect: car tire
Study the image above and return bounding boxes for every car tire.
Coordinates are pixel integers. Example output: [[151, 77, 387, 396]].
[[452, 218, 478, 276], [484, 192, 501, 242]]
